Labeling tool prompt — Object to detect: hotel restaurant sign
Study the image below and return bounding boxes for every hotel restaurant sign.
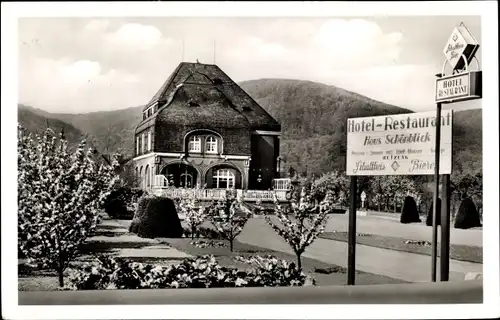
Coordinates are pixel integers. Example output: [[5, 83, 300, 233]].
[[436, 24, 482, 104], [346, 111, 452, 176]]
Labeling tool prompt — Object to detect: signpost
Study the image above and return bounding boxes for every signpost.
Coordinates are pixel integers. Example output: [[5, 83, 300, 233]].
[[344, 22, 481, 285], [346, 110, 453, 285], [433, 23, 481, 282]]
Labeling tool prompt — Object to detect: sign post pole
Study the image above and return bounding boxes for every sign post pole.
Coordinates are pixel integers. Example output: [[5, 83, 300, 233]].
[[440, 173, 451, 281], [431, 96, 442, 282], [347, 176, 357, 285]]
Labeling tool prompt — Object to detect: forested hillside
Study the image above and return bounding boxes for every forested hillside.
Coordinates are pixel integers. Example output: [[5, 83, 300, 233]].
[[239, 79, 482, 176]]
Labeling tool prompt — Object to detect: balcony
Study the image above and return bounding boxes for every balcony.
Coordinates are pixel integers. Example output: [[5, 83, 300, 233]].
[[151, 175, 290, 202]]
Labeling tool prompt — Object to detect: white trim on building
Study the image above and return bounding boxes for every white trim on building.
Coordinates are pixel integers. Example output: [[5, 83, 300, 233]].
[[254, 130, 281, 136], [132, 152, 251, 162], [147, 131, 152, 151]]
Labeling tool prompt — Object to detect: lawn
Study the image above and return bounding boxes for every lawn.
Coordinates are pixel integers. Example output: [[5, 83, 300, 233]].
[[319, 231, 482, 264], [19, 215, 412, 291]]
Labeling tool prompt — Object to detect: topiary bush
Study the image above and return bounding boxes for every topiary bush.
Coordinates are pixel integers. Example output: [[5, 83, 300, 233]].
[[454, 198, 482, 229], [129, 195, 153, 234], [130, 196, 184, 238], [426, 198, 441, 226], [400, 196, 421, 224]]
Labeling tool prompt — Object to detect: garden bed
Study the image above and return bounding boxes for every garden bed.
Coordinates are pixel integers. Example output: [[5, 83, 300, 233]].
[[158, 238, 407, 286], [319, 232, 482, 263]]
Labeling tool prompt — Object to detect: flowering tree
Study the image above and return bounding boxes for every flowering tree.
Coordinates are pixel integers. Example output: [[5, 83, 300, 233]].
[[178, 196, 207, 239], [18, 125, 118, 287], [265, 187, 335, 272], [369, 176, 418, 212], [207, 190, 250, 252], [311, 170, 349, 208]]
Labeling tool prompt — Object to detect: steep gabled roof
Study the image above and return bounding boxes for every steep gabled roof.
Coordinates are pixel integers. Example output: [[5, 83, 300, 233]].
[[140, 62, 281, 132], [155, 83, 253, 130]]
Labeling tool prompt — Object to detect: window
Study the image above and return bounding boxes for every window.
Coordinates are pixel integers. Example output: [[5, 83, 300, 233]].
[[136, 137, 140, 155], [188, 136, 201, 152], [143, 113, 146, 121], [147, 131, 152, 151], [142, 133, 146, 153], [214, 169, 235, 189], [206, 136, 218, 154]]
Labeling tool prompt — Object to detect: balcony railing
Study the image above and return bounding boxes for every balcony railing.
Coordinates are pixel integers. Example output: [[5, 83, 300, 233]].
[[150, 175, 288, 202], [272, 178, 291, 190], [152, 187, 288, 202], [153, 175, 291, 190]]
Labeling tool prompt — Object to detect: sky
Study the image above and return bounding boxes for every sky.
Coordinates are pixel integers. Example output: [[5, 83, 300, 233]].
[[18, 15, 482, 114]]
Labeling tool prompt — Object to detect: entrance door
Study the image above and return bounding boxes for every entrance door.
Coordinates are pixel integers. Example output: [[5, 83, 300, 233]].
[[180, 173, 194, 188], [162, 163, 198, 188]]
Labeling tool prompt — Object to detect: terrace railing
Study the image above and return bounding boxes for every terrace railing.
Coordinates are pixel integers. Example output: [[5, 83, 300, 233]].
[[154, 188, 288, 202], [151, 176, 287, 202], [273, 178, 291, 190]]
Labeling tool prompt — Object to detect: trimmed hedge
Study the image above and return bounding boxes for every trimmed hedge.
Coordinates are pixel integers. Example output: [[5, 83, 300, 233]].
[[129, 196, 152, 234], [400, 196, 421, 224], [129, 196, 183, 238], [454, 198, 482, 229], [104, 187, 144, 219], [426, 198, 441, 226], [182, 226, 225, 240]]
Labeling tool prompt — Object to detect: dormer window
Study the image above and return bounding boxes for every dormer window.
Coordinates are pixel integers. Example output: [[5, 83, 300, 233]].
[[188, 136, 201, 153], [206, 136, 218, 154], [143, 113, 147, 121]]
